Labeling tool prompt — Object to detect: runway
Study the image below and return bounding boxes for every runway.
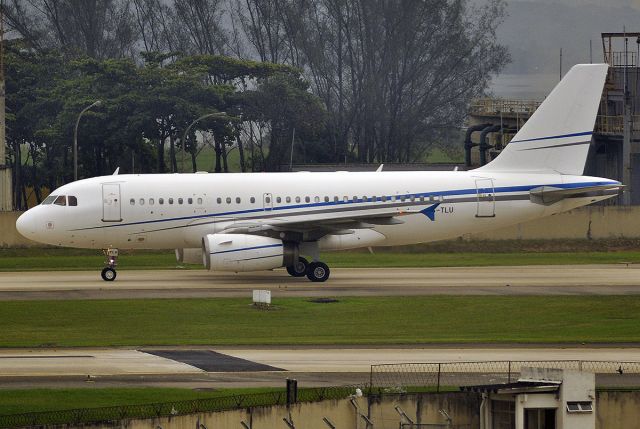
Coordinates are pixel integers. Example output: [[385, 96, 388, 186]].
[[1, 264, 640, 300], [1, 346, 639, 389]]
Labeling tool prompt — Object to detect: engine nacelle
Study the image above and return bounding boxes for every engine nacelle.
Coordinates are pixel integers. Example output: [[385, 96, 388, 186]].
[[202, 234, 298, 272], [175, 248, 203, 265]]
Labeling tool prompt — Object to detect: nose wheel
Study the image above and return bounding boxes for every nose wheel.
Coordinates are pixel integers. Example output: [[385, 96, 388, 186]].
[[101, 248, 118, 282], [101, 267, 117, 281]]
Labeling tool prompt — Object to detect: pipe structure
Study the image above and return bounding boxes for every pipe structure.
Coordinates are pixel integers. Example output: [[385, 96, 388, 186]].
[[479, 124, 502, 165], [464, 123, 491, 167]]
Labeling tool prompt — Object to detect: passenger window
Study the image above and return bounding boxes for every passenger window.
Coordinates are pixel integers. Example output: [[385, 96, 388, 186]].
[[159, 198, 164, 205], [343, 196, 348, 202], [169, 198, 174, 204], [265, 196, 271, 203], [53, 195, 66, 206], [68, 196, 78, 206], [235, 197, 241, 204], [286, 196, 291, 203], [353, 196, 358, 202], [305, 196, 310, 203], [334, 196, 339, 202], [139, 198, 145, 206], [276, 197, 282, 203], [226, 197, 231, 204], [382, 196, 387, 202], [324, 196, 329, 202], [130, 198, 135, 205], [197, 198, 202, 205], [295, 196, 301, 203], [314, 196, 320, 203], [372, 196, 376, 202], [250, 197, 255, 204], [391, 196, 397, 202], [149, 198, 155, 205], [217, 197, 222, 204], [178, 198, 184, 204]]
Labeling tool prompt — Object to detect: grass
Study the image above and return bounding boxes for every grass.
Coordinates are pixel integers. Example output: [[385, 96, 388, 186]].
[[1, 296, 640, 347], [0, 387, 276, 415], [2, 247, 640, 271]]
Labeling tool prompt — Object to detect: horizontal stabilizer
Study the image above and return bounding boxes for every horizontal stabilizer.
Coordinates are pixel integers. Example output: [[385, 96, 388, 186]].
[[530, 184, 623, 205]]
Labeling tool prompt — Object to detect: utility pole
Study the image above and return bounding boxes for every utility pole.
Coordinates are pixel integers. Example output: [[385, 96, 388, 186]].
[[0, 0, 12, 211], [623, 35, 632, 205]]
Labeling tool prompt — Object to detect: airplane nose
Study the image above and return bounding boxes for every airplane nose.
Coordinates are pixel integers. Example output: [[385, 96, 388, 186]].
[[16, 211, 35, 238]]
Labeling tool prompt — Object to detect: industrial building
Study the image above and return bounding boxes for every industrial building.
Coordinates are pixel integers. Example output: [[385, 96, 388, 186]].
[[467, 32, 640, 205]]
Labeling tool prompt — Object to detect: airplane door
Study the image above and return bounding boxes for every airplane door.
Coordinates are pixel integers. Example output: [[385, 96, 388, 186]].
[[475, 178, 495, 218], [263, 193, 273, 211], [102, 183, 123, 222]]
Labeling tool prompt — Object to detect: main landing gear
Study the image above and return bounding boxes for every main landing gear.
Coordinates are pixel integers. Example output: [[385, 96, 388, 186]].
[[286, 257, 331, 282], [101, 248, 118, 281]]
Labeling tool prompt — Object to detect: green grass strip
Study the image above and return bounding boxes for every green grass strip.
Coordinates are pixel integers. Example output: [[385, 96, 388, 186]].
[[1, 296, 639, 347]]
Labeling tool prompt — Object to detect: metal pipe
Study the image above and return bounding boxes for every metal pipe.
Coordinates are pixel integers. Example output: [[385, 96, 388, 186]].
[[479, 125, 502, 165], [464, 123, 491, 167]]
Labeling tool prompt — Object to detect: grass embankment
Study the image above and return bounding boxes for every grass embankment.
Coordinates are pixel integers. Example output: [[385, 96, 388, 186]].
[[0, 387, 276, 415], [1, 296, 639, 347], [2, 246, 640, 271]]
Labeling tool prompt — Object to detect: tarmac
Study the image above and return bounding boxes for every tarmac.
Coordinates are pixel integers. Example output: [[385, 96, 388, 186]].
[[1, 264, 640, 300], [1, 346, 640, 389], [1, 265, 640, 389]]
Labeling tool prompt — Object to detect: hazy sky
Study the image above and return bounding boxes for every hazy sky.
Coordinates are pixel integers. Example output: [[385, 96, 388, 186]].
[[490, 0, 640, 97]]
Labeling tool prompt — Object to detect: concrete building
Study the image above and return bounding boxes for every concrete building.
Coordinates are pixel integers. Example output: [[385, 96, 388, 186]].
[[468, 32, 640, 205], [464, 367, 596, 429]]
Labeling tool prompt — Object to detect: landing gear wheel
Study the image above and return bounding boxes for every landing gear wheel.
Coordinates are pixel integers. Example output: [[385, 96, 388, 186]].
[[306, 262, 330, 282], [101, 267, 117, 282], [286, 257, 309, 277]]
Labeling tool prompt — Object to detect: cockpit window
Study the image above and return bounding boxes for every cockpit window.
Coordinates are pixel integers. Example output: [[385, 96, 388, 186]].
[[53, 195, 67, 206], [41, 195, 56, 205], [68, 196, 78, 206]]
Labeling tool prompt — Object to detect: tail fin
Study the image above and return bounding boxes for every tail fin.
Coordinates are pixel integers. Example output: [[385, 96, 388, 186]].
[[478, 64, 608, 175]]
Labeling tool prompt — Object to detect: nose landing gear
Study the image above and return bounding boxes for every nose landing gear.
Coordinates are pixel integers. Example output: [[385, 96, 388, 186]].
[[101, 248, 118, 281]]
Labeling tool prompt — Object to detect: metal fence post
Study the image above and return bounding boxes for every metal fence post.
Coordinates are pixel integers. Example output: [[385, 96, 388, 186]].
[[437, 363, 441, 393], [508, 361, 512, 383]]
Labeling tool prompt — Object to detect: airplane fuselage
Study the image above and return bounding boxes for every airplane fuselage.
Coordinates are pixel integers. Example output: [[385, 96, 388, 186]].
[[16, 171, 619, 251]]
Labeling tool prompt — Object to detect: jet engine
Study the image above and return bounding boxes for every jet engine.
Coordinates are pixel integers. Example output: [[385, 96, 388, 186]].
[[202, 234, 298, 272], [175, 248, 203, 265]]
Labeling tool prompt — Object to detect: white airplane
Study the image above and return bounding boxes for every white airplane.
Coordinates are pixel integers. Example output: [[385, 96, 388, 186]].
[[16, 64, 622, 282]]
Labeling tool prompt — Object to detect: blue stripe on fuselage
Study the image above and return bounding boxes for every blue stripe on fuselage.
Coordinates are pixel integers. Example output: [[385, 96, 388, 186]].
[[69, 180, 618, 231]]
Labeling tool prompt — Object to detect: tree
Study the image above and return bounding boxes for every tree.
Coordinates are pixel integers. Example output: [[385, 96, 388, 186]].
[[241, 72, 326, 171], [4, 0, 137, 59]]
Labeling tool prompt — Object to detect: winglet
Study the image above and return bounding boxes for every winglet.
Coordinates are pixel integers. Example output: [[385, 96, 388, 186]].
[[112, 167, 120, 175], [376, 164, 384, 172], [420, 203, 440, 221]]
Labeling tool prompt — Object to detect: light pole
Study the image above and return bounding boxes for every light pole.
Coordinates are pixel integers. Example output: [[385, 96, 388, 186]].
[[74, 100, 102, 181], [181, 111, 228, 172]]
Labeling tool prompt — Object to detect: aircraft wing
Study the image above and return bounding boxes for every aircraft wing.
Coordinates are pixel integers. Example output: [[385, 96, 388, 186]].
[[218, 204, 440, 241]]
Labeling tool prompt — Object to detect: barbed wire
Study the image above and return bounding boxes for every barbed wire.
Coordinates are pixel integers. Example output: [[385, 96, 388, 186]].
[[370, 360, 640, 392], [0, 385, 363, 429]]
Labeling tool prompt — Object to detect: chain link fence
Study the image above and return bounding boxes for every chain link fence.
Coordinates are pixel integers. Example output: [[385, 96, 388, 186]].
[[370, 360, 640, 392], [0, 385, 363, 429]]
